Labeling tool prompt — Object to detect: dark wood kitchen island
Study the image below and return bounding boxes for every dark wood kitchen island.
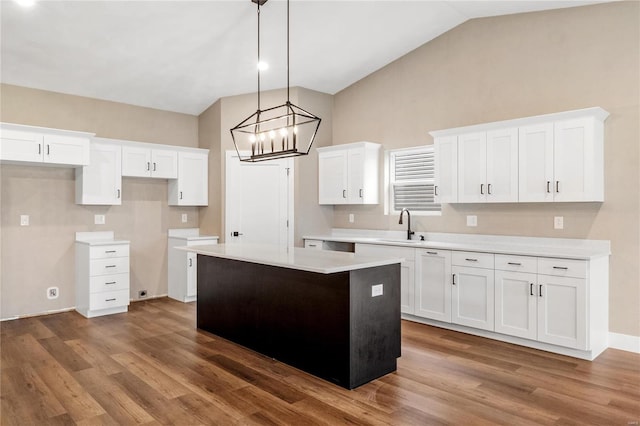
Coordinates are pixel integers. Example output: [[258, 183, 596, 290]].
[[183, 243, 402, 389]]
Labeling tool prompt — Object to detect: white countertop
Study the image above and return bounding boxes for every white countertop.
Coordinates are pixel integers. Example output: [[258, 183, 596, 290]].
[[75, 231, 129, 246], [168, 228, 218, 241], [303, 229, 611, 260], [179, 243, 403, 274]]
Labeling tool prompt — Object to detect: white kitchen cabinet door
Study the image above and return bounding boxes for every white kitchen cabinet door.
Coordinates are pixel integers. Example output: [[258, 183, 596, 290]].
[[494, 270, 537, 340], [415, 249, 452, 322], [434, 136, 458, 203], [347, 148, 365, 203], [76, 142, 122, 205], [43, 134, 90, 166], [518, 123, 555, 202], [553, 117, 603, 202], [452, 265, 494, 331], [486, 128, 518, 202], [122, 145, 151, 177], [457, 132, 487, 203], [318, 150, 348, 204], [168, 151, 208, 206], [537, 274, 586, 350], [151, 148, 178, 179], [0, 128, 44, 162]]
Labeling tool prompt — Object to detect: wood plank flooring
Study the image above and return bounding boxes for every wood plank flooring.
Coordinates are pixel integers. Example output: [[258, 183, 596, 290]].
[[1, 297, 638, 425]]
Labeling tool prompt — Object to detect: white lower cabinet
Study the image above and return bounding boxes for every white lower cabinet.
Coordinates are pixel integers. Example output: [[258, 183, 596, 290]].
[[75, 232, 130, 318], [451, 252, 495, 331], [495, 269, 538, 340], [355, 243, 415, 315], [168, 229, 218, 303], [415, 249, 451, 322]]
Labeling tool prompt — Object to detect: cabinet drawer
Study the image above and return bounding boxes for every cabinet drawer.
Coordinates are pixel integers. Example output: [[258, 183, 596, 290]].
[[538, 258, 587, 278], [356, 244, 415, 263], [495, 254, 537, 273], [90, 289, 130, 310], [90, 257, 129, 276], [90, 273, 129, 293], [452, 251, 494, 269], [304, 239, 324, 250], [90, 245, 129, 259]]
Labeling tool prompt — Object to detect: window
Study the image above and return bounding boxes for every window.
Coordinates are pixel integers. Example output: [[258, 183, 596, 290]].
[[386, 146, 441, 215]]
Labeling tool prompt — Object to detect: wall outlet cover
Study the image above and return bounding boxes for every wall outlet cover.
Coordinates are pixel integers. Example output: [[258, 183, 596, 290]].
[[138, 290, 147, 298], [348, 213, 355, 223], [20, 215, 29, 226], [94, 214, 106, 225], [181, 213, 188, 223], [371, 284, 383, 297], [554, 216, 564, 230], [466, 215, 478, 227], [47, 286, 59, 299]]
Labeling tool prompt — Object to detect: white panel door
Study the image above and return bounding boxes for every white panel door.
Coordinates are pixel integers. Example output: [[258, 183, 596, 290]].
[[434, 136, 458, 203], [43, 134, 90, 166], [151, 149, 178, 179], [553, 117, 594, 202], [457, 132, 487, 203], [494, 270, 537, 340], [452, 266, 494, 331], [0, 129, 43, 162], [347, 147, 364, 204], [518, 123, 554, 202], [486, 128, 518, 202], [415, 249, 452, 322], [318, 150, 348, 204], [225, 151, 293, 249], [76, 142, 122, 205], [122, 146, 151, 177], [537, 275, 586, 349]]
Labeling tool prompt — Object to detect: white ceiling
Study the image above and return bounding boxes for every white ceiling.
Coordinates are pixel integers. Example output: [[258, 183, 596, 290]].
[[1, 0, 607, 115]]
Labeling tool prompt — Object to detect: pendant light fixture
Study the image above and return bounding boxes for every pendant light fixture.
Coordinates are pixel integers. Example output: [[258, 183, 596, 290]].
[[230, 0, 321, 162]]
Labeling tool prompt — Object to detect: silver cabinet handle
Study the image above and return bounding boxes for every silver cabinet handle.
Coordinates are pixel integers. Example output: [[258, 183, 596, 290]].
[[117, 189, 121, 199], [556, 181, 560, 193], [426, 251, 438, 255], [180, 191, 183, 199], [106, 298, 116, 302], [106, 281, 116, 285], [434, 185, 438, 196], [465, 258, 478, 262], [480, 183, 484, 195], [539, 284, 543, 297], [452, 274, 456, 285], [553, 266, 568, 270], [308, 244, 317, 247], [530, 283, 534, 296], [46, 145, 50, 155], [488, 183, 492, 194], [147, 162, 150, 171], [38, 144, 41, 155], [359, 189, 363, 198], [153, 162, 157, 171], [105, 265, 116, 268], [105, 250, 116, 254], [546, 181, 551, 193], [342, 189, 346, 198], [507, 262, 522, 266]]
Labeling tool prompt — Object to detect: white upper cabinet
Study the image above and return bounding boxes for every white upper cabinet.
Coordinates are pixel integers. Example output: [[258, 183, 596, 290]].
[[122, 144, 178, 178], [168, 150, 209, 206], [433, 136, 458, 203], [0, 124, 91, 166], [431, 107, 608, 204], [317, 142, 380, 205], [76, 140, 122, 205]]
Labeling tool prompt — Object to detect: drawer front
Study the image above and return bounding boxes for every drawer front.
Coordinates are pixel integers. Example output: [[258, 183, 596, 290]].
[[304, 239, 324, 250], [538, 258, 587, 279], [356, 243, 415, 263], [90, 273, 129, 293], [90, 289, 130, 310], [90, 257, 129, 276], [90, 245, 129, 259], [452, 251, 494, 269], [495, 254, 537, 273]]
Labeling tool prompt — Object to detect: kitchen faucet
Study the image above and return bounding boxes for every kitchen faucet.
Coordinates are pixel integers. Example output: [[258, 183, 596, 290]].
[[398, 208, 415, 241]]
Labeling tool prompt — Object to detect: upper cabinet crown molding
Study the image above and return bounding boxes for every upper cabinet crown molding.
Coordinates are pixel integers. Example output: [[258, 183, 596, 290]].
[[0, 122, 93, 167], [317, 142, 381, 205], [431, 107, 608, 204]]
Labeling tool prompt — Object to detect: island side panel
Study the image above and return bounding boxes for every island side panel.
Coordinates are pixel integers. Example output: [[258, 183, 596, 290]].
[[197, 255, 353, 387], [349, 264, 401, 388]]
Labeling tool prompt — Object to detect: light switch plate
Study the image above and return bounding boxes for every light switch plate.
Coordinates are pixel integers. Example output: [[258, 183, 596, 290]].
[[371, 284, 383, 297], [20, 215, 29, 226], [182, 213, 188, 223], [349, 213, 354, 223], [554, 216, 564, 230], [94, 214, 105, 225], [466, 215, 477, 227]]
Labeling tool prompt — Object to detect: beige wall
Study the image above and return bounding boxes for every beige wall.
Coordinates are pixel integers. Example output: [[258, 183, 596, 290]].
[[0, 85, 200, 319], [332, 2, 640, 336], [198, 87, 333, 244]]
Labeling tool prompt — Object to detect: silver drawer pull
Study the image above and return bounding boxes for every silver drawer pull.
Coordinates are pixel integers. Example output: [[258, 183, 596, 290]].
[[105, 250, 116, 254], [105, 265, 117, 268], [507, 262, 522, 266], [426, 251, 438, 255], [105, 281, 116, 285], [308, 244, 317, 247], [553, 266, 568, 270], [106, 298, 116, 302], [465, 258, 478, 262]]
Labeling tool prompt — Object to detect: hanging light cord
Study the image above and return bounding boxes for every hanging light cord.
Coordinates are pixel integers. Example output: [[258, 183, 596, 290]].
[[257, 1, 261, 112], [286, 0, 290, 104]]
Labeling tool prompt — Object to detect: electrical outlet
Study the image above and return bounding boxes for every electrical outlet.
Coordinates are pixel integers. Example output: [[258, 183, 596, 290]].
[[47, 286, 59, 299], [138, 290, 147, 298], [466, 215, 478, 227], [94, 214, 105, 225], [20, 215, 29, 226], [371, 284, 383, 297], [181, 213, 188, 223], [554, 216, 564, 230], [349, 213, 354, 223]]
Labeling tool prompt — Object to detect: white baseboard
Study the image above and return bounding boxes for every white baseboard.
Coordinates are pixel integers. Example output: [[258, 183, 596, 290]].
[[609, 332, 640, 353]]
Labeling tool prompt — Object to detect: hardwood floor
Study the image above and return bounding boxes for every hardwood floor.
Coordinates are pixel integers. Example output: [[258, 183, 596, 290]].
[[1, 297, 638, 425]]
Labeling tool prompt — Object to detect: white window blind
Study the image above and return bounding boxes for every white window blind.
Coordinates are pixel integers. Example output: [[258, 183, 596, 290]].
[[389, 147, 440, 213]]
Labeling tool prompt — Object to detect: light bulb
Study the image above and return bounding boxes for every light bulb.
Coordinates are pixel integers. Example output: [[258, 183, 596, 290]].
[[293, 126, 298, 134], [257, 61, 269, 71], [259, 133, 266, 142], [280, 128, 288, 137], [249, 134, 256, 143], [268, 130, 276, 139]]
